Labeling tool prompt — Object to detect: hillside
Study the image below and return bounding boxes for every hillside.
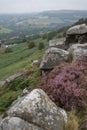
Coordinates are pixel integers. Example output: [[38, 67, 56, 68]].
[[0, 38, 48, 80], [0, 19, 87, 130], [1, 16, 87, 81], [0, 10, 87, 41]]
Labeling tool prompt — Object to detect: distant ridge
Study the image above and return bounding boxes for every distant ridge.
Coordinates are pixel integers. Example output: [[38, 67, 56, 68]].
[[0, 10, 87, 40]]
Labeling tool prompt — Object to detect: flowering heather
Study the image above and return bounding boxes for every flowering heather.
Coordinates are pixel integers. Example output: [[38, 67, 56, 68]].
[[39, 58, 87, 110]]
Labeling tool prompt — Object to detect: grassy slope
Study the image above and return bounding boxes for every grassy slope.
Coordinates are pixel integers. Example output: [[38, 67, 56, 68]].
[[0, 27, 12, 33], [0, 38, 48, 114], [0, 38, 48, 80], [0, 65, 41, 114]]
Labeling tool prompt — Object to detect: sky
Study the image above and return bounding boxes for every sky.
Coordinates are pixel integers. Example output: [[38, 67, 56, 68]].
[[0, 0, 87, 14]]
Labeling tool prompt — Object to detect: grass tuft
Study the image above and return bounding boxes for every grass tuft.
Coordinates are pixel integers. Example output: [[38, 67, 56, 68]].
[[64, 110, 80, 130]]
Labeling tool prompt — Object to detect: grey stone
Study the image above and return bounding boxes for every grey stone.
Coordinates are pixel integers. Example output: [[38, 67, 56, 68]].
[[40, 47, 69, 70], [78, 35, 87, 44], [7, 89, 67, 130], [0, 117, 2, 124], [67, 24, 87, 35], [0, 117, 44, 130], [65, 24, 87, 47], [22, 88, 29, 95], [68, 43, 87, 61], [58, 108, 67, 123], [49, 38, 65, 49], [0, 81, 6, 87]]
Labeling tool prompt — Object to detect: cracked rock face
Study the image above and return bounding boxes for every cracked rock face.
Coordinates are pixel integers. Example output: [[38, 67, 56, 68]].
[[0, 117, 44, 130], [0, 89, 67, 130]]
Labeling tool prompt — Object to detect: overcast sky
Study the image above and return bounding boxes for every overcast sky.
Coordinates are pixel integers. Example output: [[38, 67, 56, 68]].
[[0, 0, 87, 14]]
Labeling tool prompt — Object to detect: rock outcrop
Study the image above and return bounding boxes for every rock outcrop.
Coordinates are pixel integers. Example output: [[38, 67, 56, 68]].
[[65, 24, 87, 46], [67, 24, 87, 35], [0, 89, 67, 130], [49, 38, 65, 49], [68, 43, 87, 61], [40, 47, 69, 70]]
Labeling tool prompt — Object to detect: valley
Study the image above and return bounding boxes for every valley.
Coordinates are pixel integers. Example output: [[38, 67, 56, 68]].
[[0, 10, 87, 130], [0, 10, 87, 41]]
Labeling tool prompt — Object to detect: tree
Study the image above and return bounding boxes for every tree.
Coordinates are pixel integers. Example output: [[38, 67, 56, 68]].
[[28, 41, 35, 49], [42, 33, 48, 40], [46, 32, 56, 41], [38, 42, 45, 50]]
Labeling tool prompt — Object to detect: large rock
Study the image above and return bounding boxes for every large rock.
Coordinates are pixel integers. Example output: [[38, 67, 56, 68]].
[[40, 47, 69, 70], [78, 34, 87, 44], [67, 24, 87, 35], [0, 117, 44, 130], [65, 24, 87, 47], [0, 116, 2, 124], [68, 43, 87, 61], [0, 89, 67, 130], [49, 38, 65, 49]]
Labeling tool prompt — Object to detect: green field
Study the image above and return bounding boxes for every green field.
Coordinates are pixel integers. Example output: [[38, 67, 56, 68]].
[[0, 27, 12, 33], [0, 38, 48, 80]]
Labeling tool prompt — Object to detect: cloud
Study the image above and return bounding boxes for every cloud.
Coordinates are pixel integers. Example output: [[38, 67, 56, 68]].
[[0, 0, 87, 13]]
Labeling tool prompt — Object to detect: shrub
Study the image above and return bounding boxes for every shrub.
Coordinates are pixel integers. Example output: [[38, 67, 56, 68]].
[[0, 66, 41, 114], [28, 66, 41, 87], [4, 47, 13, 53], [0, 90, 21, 114], [38, 59, 87, 111], [5, 76, 30, 91], [67, 53, 73, 63], [38, 42, 45, 50], [42, 33, 48, 39], [47, 32, 56, 41], [28, 41, 35, 49], [22, 69, 32, 76]]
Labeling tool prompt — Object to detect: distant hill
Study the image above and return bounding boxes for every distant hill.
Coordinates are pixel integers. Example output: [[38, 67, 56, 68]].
[[0, 10, 87, 40]]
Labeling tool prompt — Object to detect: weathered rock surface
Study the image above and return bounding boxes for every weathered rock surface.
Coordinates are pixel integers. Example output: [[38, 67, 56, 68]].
[[0, 116, 2, 124], [5, 73, 22, 83], [0, 117, 44, 130], [0, 73, 23, 87], [0, 81, 6, 87], [78, 35, 87, 44], [67, 24, 87, 35], [68, 43, 87, 61], [65, 24, 87, 46], [40, 47, 69, 70], [49, 38, 65, 49], [0, 89, 67, 130]]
